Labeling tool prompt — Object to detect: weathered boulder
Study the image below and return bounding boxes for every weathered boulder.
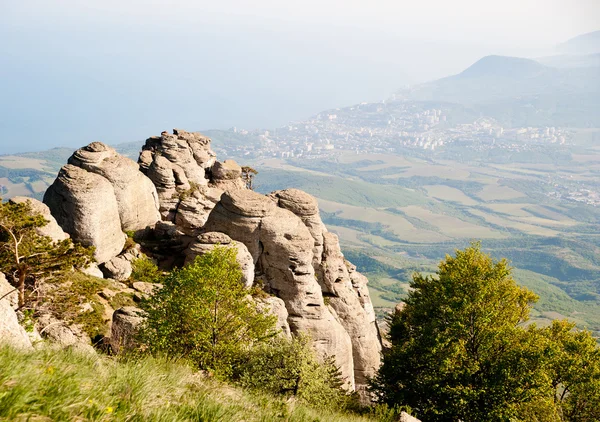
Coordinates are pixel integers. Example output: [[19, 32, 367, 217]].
[[9, 197, 69, 243], [101, 256, 133, 281], [44, 164, 125, 263], [212, 159, 242, 180], [269, 189, 326, 266], [184, 232, 255, 288], [0, 272, 17, 309], [139, 129, 215, 219], [400, 412, 421, 422], [0, 273, 31, 349], [82, 263, 104, 279], [37, 314, 95, 354], [110, 306, 145, 354], [203, 189, 276, 262], [68, 142, 161, 232]]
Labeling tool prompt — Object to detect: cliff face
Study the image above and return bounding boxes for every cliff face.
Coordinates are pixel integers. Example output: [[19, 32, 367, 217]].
[[43, 129, 381, 393]]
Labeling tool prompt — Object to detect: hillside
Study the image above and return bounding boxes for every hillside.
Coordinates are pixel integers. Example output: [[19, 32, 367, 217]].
[[558, 30, 600, 54], [393, 55, 600, 127], [0, 345, 385, 422]]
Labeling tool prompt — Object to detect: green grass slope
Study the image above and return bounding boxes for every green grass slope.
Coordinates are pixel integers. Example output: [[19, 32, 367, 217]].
[[0, 346, 383, 422]]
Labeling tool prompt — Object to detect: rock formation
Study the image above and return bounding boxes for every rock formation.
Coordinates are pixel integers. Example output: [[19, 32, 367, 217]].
[[44, 142, 161, 263], [44, 164, 125, 263], [41, 129, 382, 395], [184, 232, 254, 288], [0, 273, 32, 349], [9, 197, 69, 243], [138, 129, 245, 235]]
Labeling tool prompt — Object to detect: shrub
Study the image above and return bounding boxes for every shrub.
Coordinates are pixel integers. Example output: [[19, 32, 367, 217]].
[[139, 246, 277, 375], [130, 257, 163, 284], [233, 334, 348, 410]]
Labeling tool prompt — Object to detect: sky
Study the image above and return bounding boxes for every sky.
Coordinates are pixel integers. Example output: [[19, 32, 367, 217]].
[[0, 0, 598, 153]]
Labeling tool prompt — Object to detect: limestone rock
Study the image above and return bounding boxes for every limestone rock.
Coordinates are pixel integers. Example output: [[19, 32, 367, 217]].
[[183, 232, 255, 287], [0, 272, 17, 309], [256, 295, 291, 338], [82, 263, 104, 279], [44, 164, 125, 263], [204, 195, 356, 389], [0, 274, 31, 349], [203, 190, 277, 262], [9, 197, 69, 243], [110, 306, 145, 354], [68, 142, 160, 232], [101, 256, 133, 281], [132, 281, 161, 295], [320, 232, 382, 393], [269, 189, 326, 266], [212, 159, 242, 180], [268, 189, 382, 394], [139, 130, 245, 232], [400, 412, 421, 422], [37, 314, 95, 353]]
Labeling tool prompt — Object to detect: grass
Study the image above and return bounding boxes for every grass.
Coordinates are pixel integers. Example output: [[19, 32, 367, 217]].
[[0, 345, 384, 422]]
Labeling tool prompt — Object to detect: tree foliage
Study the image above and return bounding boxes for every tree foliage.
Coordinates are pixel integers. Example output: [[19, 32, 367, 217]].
[[372, 242, 600, 422], [0, 199, 93, 308], [233, 334, 347, 409], [139, 246, 277, 374]]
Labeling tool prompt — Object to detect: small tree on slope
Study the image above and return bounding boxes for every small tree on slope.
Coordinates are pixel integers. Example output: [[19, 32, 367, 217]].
[[139, 246, 277, 374], [0, 199, 93, 308]]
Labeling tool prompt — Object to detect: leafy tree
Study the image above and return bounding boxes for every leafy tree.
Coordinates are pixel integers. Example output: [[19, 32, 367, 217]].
[[372, 242, 544, 421], [140, 246, 277, 374], [233, 334, 348, 409], [540, 320, 600, 422], [0, 199, 93, 308]]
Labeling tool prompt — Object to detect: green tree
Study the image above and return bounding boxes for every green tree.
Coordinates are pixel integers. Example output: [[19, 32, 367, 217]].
[[0, 199, 92, 308], [140, 246, 277, 374], [372, 242, 544, 422], [540, 320, 600, 422], [233, 334, 347, 409]]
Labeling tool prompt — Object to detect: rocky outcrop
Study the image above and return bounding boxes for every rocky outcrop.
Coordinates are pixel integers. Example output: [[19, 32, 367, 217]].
[[110, 306, 145, 354], [203, 188, 382, 393], [67, 142, 160, 232], [138, 129, 245, 235], [0, 273, 31, 349], [37, 314, 96, 354], [203, 190, 357, 389], [184, 232, 255, 288], [256, 295, 292, 338], [44, 143, 161, 263], [0, 300, 32, 349], [9, 197, 69, 243], [44, 164, 125, 263], [40, 129, 382, 394]]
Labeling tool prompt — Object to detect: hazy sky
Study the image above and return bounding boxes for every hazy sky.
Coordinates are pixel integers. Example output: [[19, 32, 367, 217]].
[[1, 0, 598, 153]]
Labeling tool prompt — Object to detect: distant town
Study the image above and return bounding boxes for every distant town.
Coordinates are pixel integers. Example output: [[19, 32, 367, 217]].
[[211, 100, 600, 207]]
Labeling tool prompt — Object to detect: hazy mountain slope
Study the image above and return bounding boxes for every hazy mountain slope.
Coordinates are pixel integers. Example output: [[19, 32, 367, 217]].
[[393, 55, 600, 127], [557, 30, 600, 54]]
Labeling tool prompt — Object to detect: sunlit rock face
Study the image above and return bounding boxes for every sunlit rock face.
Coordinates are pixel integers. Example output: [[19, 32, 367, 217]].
[[42, 129, 382, 395]]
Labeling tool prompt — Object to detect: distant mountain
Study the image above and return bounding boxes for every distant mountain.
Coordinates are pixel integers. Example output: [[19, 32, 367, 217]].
[[558, 30, 600, 55], [393, 55, 600, 127], [537, 53, 600, 69]]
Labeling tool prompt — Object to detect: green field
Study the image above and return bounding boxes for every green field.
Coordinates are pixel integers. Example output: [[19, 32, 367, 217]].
[[253, 145, 600, 334]]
